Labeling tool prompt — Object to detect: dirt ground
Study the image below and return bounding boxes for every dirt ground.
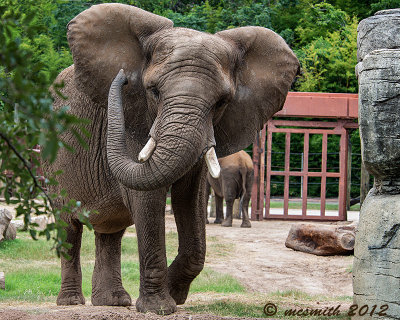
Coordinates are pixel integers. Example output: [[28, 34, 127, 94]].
[[0, 204, 354, 319], [201, 216, 353, 297]]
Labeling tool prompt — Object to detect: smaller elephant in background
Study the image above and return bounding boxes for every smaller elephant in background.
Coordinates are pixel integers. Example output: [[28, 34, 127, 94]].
[[207, 150, 254, 228]]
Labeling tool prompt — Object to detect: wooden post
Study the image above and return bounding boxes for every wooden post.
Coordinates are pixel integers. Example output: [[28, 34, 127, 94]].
[[360, 161, 370, 207], [251, 126, 266, 221]]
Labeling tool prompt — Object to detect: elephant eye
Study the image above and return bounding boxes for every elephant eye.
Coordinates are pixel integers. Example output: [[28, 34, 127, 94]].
[[150, 87, 160, 100], [215, 98, 226, 109]]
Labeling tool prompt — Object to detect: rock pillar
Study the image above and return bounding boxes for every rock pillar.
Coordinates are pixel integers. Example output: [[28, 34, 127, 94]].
[[353, 9, 400, 319]]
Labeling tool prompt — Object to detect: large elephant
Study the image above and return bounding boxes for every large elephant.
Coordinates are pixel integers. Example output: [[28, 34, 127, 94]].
[[207, 150, 254, 228], [44, 3, 299, 315]]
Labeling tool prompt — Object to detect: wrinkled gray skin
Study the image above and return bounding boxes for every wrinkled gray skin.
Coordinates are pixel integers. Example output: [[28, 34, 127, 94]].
[[44, 3, 299, 315], [207, 150, 254, 228]]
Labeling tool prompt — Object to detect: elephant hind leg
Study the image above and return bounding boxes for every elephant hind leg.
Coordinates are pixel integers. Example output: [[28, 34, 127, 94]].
[[240, 194, 252, 228], [221, 197, 234, 227], [91, 229, 131, 306], [57, 218, 85, 305], [214, 194, 224, 224], [240, 170, 253, 228]]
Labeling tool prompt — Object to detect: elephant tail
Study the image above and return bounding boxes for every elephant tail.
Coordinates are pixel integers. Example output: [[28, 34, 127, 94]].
[[238, 168, 247, 212]]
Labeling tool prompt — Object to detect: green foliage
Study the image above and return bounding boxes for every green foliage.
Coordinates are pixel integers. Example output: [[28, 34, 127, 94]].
[[164, 5, 208, 31], [370, 0, 400, 14], [295, 2, 348, 47], [0, 1, 91, 257], [164, 0, 272, 33], [295, 16, 358, 93]]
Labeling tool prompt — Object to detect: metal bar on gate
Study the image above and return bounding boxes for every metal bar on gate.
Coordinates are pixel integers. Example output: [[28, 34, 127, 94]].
[[265, 122, 273, 217], [269, 128, 344, 135], [320, 133, 328, 216], [338, 121, 348, 220], [302, 133, 309, 216], [259, 125, 266, 220], [270, 171, 341, 178], [251, 132, 260, 221], [283, 132, 291, 216], [271, 120, 344, 128]]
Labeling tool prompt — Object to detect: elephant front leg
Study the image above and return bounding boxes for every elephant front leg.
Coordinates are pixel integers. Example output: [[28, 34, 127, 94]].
[[124, 188, 176, 315], [91, 229, 131, 306], [57, 219, 85, 305], [168, 162, 207, 305]]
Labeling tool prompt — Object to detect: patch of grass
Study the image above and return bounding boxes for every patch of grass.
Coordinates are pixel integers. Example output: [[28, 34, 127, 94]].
[[206, 236, 233, 258], [0, 228, 241, 302], [270, 289, 317, 301], [0, 269, 60, 302], [190, 269, 244, 293], [186, 296, 352, 319], [269, 290, 352, 304], [188, 300, 267, 318]]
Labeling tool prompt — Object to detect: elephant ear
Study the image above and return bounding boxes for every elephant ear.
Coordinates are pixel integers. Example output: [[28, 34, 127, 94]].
[[215, 27, 299, 157], [67, 3, 173, 103]]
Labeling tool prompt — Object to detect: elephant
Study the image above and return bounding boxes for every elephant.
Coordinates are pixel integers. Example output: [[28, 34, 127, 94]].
[[44, 3, 299, 315], [206, 150, 254, 228]]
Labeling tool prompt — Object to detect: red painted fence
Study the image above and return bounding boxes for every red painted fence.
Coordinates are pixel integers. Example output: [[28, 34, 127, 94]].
[[251, 92, 358, 221]]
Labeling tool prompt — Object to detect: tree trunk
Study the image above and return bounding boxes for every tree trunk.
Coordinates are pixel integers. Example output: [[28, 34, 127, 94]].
[[285, 223, 356, 256]]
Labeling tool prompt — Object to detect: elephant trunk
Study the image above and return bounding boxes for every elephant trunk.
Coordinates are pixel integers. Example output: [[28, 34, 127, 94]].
[[107, 69, 218, 191]]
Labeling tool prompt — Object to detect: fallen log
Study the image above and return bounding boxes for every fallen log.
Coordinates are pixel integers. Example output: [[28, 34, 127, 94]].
[[285, 223, 356, 256]]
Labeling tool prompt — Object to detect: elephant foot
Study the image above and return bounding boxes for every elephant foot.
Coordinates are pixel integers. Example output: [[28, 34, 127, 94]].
[[241, 220, 252, 228], [136, 292, 177, 315], [57, 290, 85, 305], [169, 282, 190, 305], [214, 219, 222, 224], [91, 288, 131, 306], [221, 219, 232, 227]]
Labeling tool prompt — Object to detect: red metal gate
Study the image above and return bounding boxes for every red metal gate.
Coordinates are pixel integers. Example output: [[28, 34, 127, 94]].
[[251, 92, 358, 221]]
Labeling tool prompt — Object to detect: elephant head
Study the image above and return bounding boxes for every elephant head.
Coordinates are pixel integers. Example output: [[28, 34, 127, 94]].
[[67, 4, 299, 191]]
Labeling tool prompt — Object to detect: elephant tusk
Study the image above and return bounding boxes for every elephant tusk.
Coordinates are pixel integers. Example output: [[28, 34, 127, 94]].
[[205, 147, 221, 178], [138, 137, 156, 163]]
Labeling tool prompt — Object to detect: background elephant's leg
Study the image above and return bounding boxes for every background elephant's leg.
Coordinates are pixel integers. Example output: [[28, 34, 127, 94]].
[[214, 194, 224, 224], [222, 197, 234, 227], [240, 192, 252, 228], [91, 229, 131, 306], [168, 162, 207, 305], [123, 188, 176, 314], [241, 169, 253, 228], [57, 218, 85, 305]]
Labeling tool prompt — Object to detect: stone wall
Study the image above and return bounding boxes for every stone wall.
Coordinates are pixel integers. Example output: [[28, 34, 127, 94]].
[[353, 9, 400, 320]]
